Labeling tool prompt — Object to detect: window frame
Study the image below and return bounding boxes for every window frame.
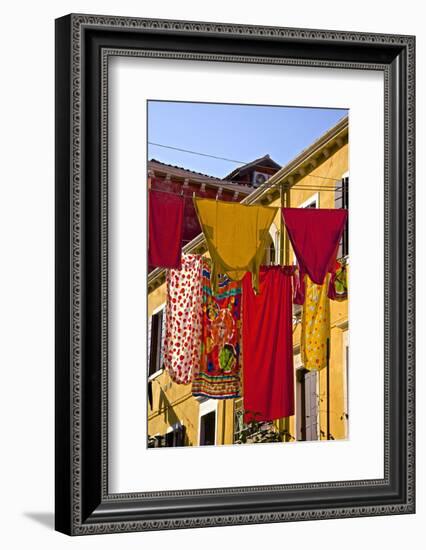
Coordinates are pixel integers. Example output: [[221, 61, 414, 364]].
[[298, 192, 319, 210], [197, 397, 218, 446]]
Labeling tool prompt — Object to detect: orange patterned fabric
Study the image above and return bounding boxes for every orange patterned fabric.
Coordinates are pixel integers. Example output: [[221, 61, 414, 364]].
[[192, 258, 242, 399]]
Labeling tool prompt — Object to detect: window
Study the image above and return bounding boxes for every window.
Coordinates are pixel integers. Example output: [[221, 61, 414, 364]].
[[198, 398, 218, 446], [298, 192, 319, 210], [261, 232, 276, 265], [293, 195, 318, 265], [199, 411, 216, 445], [148, 305, 166, 378], [295, 367, 319, 441], [292, 194, 319, 317], [165, 423, 186, 447], [263, 222, 278, 266], [335, 175, 349, 258], [148, 423, 186, 448]]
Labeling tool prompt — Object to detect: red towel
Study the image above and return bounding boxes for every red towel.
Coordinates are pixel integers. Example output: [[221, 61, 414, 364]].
[[242, 266, 295, 423], [148, 189, 184, 269], [282, 208, 348, 286]]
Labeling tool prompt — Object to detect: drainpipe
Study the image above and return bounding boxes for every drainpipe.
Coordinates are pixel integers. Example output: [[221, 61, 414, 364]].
[[280, 182, 291, 442]]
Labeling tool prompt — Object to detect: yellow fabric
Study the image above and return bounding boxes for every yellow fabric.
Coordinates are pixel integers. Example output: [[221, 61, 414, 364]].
[[301, 274, 330, 371], [194, 198, 277, 294]]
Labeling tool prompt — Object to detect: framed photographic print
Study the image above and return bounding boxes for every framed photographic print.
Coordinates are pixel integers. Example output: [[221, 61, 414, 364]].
[[55, 14, 415, 535]]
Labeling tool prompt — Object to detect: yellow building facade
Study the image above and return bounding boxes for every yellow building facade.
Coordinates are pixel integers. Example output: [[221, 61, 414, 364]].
[[147, 116, 349, 447]]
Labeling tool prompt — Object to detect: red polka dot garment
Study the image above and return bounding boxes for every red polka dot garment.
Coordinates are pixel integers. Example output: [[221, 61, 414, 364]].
[[163, 254, 203, 384]]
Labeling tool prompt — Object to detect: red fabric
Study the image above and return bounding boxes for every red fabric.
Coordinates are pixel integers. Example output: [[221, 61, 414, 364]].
[[292, 265, 305, 305], [150, 175, 241, 246], [242, 266, 295, 423], [148, 189, 184, 269], [282, 208, 348, 286]]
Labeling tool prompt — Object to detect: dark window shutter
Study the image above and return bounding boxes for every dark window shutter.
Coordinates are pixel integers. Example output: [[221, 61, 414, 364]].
[[335, 180, 343, 258], [147, 379, 153, 410], [165, 430, 174, 447], [304, 370, 318, 441], [261, 233, 275, 265], [304, 371, 312, 440], [335, 177, 349, 258], [296, 368, 306, 441], [200, 411, 216, 445], [147, 315, 152, 373], [342, 176, 349, 256], [148, 313, 159, 377], [162, 425, 186, 447], [160, 308, 167, 369], [175, 425, 186, 447], [154, 435, 164, 448], [148, 308, 164, 377]]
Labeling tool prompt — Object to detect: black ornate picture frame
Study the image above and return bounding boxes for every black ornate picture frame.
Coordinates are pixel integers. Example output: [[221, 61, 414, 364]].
[[55, 14, 415, 535]]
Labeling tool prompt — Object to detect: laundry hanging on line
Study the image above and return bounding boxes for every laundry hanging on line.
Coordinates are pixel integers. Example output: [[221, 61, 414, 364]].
[[192, 258, 242, 399], [242, 266, 295, 423], [300, 272, 331, 371], [152, 202, 349, 404], [282, 208, 347, 372], [194, 197, 278, 295], [328, 259, 348, 301], [148, 188, 185, 269], [163, 254, 203, 384], [282, 207, 348, 287]]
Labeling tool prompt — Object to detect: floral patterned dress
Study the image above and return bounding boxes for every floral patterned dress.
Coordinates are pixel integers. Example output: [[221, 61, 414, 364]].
[[192, 258, 242, 398]]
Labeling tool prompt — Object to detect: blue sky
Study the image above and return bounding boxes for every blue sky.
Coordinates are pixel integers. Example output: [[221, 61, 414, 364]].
[[148, 101, 348, 179]]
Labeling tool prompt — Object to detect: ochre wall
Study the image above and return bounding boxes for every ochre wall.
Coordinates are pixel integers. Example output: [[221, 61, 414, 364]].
[[148, 284, 167, 317], [148, 368, 235, 445]]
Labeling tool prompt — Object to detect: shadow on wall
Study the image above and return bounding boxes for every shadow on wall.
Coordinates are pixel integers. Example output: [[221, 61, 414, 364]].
[[159, 386, 181, 428], [156, 384, 193, 446]]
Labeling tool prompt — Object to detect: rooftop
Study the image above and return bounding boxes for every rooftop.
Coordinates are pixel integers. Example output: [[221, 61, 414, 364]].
[[224, 154, 282, 181], [148, 159, 253, 195]]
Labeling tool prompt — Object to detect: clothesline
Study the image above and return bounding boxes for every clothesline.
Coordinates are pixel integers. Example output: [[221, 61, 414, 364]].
[[149, 184, 345, 200], [148, 141, 344, 182], [256, 177, 347, 188]]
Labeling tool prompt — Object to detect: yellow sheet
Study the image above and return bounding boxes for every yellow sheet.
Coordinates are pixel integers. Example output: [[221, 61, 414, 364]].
[[194, 198, 277, 294]]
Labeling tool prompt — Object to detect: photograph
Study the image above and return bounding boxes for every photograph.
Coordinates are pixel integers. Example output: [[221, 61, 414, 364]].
[[147, 101, 349, 448], [53, 11, 415, 536]]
